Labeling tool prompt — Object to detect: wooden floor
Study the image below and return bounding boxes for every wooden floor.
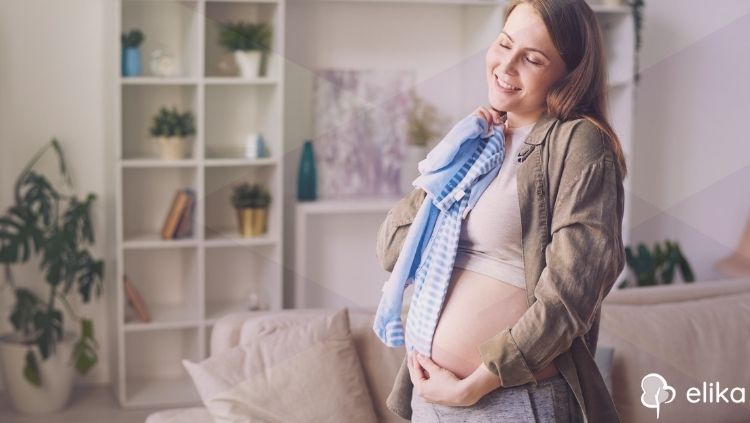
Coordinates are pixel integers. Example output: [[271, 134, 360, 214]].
[[0, 386, 161, 423]]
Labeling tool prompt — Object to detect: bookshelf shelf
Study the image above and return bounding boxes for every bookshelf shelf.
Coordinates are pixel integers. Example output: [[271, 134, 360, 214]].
[[120, 159, 200, 168], [114, 0, 285, 407]]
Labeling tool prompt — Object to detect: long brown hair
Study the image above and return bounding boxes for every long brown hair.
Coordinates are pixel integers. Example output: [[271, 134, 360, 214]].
[[504, 0, 628, 178]]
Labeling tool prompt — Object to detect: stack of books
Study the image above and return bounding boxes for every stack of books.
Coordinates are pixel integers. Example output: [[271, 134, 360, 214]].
[[161, 188, 196, 239]]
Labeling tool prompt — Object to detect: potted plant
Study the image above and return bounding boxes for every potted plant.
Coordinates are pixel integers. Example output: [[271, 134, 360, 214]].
[[218, 21, 272, 78], [401, 89, 446, 194], [230, 182, 271, 237], [0, 139, 104, 414], [618, 240, 695, 289], [149, 106, 196, 160], [121, 29, 145, 77]]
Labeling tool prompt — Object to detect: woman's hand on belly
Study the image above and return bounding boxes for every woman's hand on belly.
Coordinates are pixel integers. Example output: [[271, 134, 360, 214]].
[[407, 350, 481, 407]]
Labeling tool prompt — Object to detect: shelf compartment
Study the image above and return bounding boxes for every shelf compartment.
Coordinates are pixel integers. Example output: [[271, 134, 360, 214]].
[[122, 167, 198, 241], [123, 248, 200, 327], [121, 0, 202, 78], [203, 166, 278, 240], [124, 328, 201, 406], [205, 245, 280, 323], [204, 1, 282, 79], [204, 84, 280, 160], [122, 84, 199, 160]]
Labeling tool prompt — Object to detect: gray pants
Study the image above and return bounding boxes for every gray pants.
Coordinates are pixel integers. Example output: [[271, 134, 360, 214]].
[[410, 373, 583, 422]]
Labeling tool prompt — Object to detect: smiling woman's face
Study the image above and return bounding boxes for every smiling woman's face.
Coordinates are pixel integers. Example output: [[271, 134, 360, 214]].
[[486, 3, 567, 126]]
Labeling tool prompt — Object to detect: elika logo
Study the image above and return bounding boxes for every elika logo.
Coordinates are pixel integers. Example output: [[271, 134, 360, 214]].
[[641, 373, 747, 419], [641, 373, 676, 419]]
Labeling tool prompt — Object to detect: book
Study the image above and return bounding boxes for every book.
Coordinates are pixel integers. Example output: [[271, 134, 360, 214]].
[[160, 189, 190, 240], [174, 189, 195, 239], [123, 274, 151, 323]]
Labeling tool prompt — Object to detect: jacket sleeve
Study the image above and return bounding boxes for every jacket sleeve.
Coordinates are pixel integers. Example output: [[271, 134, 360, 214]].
[[375, 187, 427, 272], [477, 137, 625, 388]]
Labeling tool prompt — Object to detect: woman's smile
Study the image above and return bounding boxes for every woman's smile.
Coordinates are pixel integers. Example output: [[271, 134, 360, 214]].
[[495, 74, 522, 93]]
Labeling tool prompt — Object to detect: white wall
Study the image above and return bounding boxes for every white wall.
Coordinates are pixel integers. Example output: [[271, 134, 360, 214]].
[[0, 0, 112, 386], [631, 0, 750, 280]]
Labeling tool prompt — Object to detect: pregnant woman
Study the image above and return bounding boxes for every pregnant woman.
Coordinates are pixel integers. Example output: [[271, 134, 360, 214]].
[[375, 0, 628, 422]]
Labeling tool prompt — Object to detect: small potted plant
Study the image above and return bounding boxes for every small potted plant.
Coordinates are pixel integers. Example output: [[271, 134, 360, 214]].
[[0, 139, 104, 414], [149, 106, 196, 160], [218, 21, 272, 78], [401, 89, 446, 194], [121, 29, 145, 76], [618, 239, 695, 289], [231, 182, 271, 237]]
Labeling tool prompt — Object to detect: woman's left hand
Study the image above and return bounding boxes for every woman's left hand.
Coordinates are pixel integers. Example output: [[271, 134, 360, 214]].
[[407, 351, 478, 407]]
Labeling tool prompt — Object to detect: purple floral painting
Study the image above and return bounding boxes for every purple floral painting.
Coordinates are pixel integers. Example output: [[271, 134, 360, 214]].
[[313, 69, 415, 199]]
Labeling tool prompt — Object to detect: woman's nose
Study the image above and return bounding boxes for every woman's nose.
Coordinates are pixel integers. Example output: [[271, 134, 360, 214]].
[[497, 55, 520, 76]]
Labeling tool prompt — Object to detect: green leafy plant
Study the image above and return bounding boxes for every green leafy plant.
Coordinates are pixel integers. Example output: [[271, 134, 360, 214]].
[[231, 183, 272, 209], [621, 240, 695, 288], [0, 139, 104, 386], [406, 89, 445, 148], [629, 0, 645, 84], [149, 106, 196, 138], [121, 29, 144, 49], [218, 21, 272, 52]]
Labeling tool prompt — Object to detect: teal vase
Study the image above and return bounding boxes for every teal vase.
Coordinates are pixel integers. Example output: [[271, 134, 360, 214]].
[[297, 140, 317, 201]]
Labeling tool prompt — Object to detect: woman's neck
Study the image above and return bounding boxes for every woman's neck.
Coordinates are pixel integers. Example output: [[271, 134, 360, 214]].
[[504, 109, 545, 129]]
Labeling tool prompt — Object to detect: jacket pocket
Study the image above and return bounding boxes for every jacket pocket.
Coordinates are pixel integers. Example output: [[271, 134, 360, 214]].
[[375, 187, 427, 272]]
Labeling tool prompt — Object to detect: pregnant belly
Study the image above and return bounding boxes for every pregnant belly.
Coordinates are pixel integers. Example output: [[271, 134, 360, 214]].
[[429, 267, 559, 381]]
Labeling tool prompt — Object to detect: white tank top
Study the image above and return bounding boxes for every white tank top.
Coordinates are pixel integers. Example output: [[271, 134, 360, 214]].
[[453, 120, 536, 289]]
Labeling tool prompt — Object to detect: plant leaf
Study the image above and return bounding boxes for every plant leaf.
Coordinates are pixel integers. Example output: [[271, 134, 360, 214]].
[[23, 349, 42, 387]]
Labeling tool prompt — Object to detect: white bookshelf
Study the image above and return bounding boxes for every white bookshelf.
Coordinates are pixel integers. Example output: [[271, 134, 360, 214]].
[[286, 0, 636, 308], [114, 0, 286, 407]]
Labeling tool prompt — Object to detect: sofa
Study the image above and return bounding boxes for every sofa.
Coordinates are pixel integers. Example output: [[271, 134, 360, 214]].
[[146, 277, 750, 423]]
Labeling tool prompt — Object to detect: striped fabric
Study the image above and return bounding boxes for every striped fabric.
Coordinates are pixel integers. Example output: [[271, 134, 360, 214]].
[[372, 113, 505, 351], [404, 134, 505, 356]]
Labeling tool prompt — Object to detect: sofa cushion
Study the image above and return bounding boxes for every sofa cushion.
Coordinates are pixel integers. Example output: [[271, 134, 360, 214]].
[[183, 307, 378, 423], [238, 306, 409, 422], [599, 289, 750, 423]]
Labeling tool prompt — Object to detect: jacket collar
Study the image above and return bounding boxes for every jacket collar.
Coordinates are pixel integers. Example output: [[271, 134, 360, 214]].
[[500, 110, 558, 146]]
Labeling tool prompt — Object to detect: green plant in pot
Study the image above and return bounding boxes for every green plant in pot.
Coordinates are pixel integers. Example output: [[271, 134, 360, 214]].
[[0, 139, 104, 414], [218, 21, 272, 78], [149, 106, 196, 160], [618, 240, 695, 288], [231, 183, 271, 237]]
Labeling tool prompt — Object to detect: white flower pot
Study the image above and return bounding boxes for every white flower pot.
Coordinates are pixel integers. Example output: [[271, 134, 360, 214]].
[[158, 136, 192, 160], [0, 333, 75, 415], [234, 50, 263, 78], [401, 144, 427, 195]]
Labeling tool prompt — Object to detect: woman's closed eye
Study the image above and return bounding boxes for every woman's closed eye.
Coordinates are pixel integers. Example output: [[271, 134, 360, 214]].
[[498, 43, 542, 66]]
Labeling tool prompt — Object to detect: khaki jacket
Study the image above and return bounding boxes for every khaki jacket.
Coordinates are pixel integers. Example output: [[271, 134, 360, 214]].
[[374, 110, 626, 423]]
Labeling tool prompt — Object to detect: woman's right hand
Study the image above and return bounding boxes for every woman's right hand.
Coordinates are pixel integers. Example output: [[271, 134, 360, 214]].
[[472, 106, 504, 127]]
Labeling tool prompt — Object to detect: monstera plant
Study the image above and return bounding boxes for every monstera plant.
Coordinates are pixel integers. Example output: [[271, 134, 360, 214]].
[[0, 139, 104, 414]]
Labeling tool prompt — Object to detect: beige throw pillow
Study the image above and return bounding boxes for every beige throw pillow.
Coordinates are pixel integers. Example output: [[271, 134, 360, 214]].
[[183, 307, 378, 423]]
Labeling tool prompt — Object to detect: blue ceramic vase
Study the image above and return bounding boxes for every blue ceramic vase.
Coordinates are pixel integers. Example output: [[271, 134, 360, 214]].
[[297, 140, 317, 201]]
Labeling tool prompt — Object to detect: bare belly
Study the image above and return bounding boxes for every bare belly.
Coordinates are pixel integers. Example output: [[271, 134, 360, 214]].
[[430, 267, 559, 382]]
